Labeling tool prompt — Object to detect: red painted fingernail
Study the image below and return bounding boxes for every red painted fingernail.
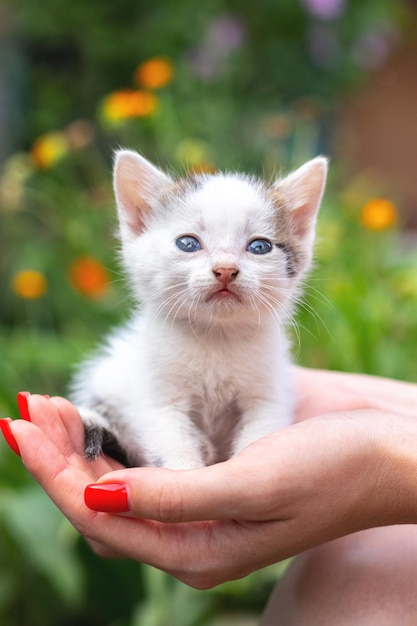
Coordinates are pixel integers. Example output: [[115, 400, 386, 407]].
[[84, 482, 129, 513], [17, 391, 31, 421], [0, 418, 21, 456]]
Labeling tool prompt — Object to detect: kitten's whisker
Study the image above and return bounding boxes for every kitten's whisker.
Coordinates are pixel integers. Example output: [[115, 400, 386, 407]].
[[253, 288, 301, 353]]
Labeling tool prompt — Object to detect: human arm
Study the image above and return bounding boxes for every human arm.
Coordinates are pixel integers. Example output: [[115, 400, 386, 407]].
[[5, 371, 417, 589], [294, 366, 417, 421]]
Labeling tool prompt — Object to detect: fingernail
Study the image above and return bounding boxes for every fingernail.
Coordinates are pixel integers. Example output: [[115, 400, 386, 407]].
[[17, 391, 31, 421], [84, 482, 129, 513], [0, 418, 21, 456]]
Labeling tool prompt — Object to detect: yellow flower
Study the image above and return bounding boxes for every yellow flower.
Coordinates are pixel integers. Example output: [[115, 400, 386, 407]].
[[30, 132, 69, 170], [101, 90, 158, 123], [0, 153, 34, 212], [134, 57, 174, 89], [360, 198, 398, 231], [12, 270, 48, 299], [175, 139, 211, 168], [69, 257, 110, 298]]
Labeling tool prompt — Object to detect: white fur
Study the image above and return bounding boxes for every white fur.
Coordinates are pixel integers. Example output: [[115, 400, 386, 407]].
[[71, 151, 327, 469]]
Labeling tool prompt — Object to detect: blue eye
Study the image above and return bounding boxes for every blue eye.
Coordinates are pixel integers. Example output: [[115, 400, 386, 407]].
[[176, 236, 201, 253], [247, 239, 273, 255]]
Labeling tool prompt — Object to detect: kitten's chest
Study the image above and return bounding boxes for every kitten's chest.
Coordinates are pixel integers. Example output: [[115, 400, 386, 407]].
[[170, 340, 243, 403], [152, 325, 282, 411]]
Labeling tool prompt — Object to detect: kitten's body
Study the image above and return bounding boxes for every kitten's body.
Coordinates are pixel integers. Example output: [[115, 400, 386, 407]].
[[71, 151, 327, 469]]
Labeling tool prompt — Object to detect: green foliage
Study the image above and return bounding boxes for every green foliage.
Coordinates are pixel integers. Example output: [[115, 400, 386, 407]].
[[0, 0, 416, 624]]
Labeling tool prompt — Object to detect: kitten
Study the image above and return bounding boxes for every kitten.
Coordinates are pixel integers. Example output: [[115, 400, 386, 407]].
[[71, 150, 327, 469]]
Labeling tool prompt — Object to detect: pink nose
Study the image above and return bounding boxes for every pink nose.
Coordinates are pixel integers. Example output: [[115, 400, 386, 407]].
[[213, 266, 239, 283]]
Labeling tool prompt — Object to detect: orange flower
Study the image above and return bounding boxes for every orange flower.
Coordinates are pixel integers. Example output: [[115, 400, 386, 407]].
[[69, 257, 110, 298], [101, 90, 158, 123], [30, 132, 69, 170], [360, 198, 398, 231], [134, 57, 174, 89], [12, 270, 48, 299]]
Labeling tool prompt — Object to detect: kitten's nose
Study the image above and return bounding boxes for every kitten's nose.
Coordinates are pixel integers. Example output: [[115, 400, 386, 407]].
[[213, 266, 239, 283]]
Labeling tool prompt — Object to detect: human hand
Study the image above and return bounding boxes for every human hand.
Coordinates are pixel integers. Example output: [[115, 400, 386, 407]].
[[6, 393, 417, 589], [294, 366, 417, 421]]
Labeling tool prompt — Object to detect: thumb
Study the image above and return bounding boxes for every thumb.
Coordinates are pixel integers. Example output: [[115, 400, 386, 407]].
[[84, 460, 251, 522]]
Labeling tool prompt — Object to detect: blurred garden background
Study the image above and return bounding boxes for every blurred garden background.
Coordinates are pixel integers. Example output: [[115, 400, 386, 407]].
[[1, 0, 417, 624]]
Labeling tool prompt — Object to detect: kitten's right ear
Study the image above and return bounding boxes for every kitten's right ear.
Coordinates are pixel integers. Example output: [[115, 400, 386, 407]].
[[113, 150, 171, 238]]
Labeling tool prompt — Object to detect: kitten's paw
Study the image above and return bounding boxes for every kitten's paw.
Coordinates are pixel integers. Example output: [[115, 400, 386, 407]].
[[78, 407, 130, 466], [83, 423, 104, 461]]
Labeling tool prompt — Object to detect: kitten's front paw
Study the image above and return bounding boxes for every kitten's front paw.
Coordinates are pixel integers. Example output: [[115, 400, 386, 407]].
[[83, 423, 104, 460], [79, 407, 130, 467]]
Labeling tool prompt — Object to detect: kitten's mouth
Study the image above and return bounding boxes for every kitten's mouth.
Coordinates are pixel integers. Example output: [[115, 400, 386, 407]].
[[207, 287, 241, 302]]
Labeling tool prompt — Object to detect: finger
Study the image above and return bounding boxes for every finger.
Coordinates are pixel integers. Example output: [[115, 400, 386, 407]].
[[49, 396, 86, 454], [24, 396, 124, 474], [84, 456, 268, 523], [86, 538, 126, 559], [12, 418, 94, 486], [22, 394, 83, 458]]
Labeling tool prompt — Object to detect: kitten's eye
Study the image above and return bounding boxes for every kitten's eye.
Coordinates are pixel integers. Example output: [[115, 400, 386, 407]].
[[176, 236, 201, 253], [247, 239, 273, 255]]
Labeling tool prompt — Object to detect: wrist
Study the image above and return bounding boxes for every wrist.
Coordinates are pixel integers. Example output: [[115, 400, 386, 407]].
[[360, 412, 417, 528]]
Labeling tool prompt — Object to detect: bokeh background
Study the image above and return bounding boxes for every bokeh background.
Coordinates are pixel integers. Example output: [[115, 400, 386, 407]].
[[1, 0, 417, 624]]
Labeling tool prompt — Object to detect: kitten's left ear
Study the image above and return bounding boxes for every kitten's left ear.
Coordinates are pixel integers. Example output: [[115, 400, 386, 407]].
[[113, 149, 172, 239], [272, 156, 328, 245]]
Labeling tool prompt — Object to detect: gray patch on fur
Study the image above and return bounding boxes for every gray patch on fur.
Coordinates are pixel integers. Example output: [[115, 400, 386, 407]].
[[82, 400, 146, 467], [275, 243, 297, 277], [189, 397, 242, 465]]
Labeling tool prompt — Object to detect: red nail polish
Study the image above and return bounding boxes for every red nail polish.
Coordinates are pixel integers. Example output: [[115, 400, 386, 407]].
[[17, 391, 31, 421], [84, 482, 129, 513], [0, 418, 21, 456]]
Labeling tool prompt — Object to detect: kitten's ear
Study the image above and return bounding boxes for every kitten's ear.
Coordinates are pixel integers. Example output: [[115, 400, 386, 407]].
[[113, 150, 171, 238], [272, 157, 328, 245]]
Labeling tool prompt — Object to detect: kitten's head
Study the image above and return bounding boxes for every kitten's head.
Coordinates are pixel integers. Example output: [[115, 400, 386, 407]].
[[113, 150, 327, 328]]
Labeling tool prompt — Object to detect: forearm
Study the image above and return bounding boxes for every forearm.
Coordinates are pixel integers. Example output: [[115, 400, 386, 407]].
[[295, 367, 417, 421], [361, 410, 417, 528], [343, 372, 417, 417]]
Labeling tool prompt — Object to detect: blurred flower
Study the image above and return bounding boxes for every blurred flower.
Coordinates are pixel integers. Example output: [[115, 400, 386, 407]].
[[294, 98, 321, 121], [69, 256, 110, 298], [352, 22, 400, 71], [188, 13, 246, 81], [301, 0, 345, 20], [175, 139, 212, 169], [209, 14, 246, 52], [360, 198, 398, 231], [101, 90, 158, 123], [12, 269, 48, 299], [134, 57, 174, 89], [0, 153, 34, 212], [30, 132, 69, 170], [261, 114, 292, 140], [65, 120, 96, 150]]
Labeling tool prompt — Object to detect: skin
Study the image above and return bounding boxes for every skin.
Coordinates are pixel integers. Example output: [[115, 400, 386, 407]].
[[8, 367, 417, 590]]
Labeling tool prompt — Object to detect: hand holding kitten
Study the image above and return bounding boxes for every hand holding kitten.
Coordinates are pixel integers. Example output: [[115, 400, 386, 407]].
[[8, 369, 417, 589]]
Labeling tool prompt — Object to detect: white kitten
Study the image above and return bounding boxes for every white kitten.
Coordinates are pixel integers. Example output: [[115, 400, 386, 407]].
[[71, 150, 327, 469]]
